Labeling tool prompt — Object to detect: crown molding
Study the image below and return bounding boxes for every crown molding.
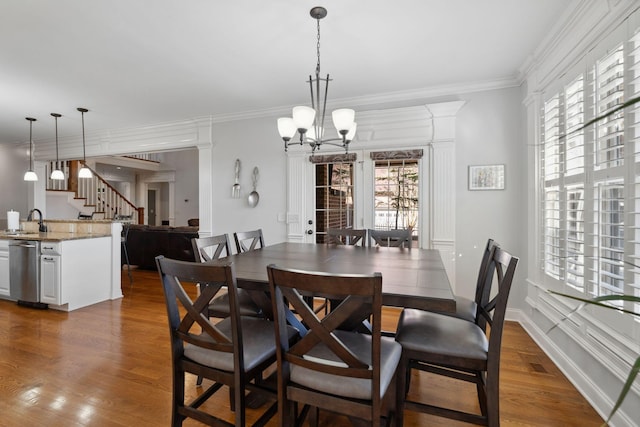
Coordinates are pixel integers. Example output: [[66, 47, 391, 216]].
[[33, 116, 213, 161], [520, 0, 640, 92], [210, 77, 517, 124]]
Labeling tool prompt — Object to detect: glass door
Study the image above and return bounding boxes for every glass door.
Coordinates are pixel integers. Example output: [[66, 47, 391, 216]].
[[313, 161, 355, 243]]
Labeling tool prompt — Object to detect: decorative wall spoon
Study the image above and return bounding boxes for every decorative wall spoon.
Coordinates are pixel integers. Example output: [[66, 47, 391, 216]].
[[248, 167, 259, 207]]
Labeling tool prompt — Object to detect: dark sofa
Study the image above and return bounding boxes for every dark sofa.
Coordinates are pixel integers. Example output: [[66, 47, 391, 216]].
[[125, 224, 198, 270]]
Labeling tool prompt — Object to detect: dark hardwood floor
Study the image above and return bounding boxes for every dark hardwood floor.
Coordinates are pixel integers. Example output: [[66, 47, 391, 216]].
[[0, 268, 603, 426]]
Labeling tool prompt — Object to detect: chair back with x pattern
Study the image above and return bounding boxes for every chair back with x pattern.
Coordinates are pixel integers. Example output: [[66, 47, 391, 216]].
[[157, 257, 243, 368], [326, 228, 367, 246], [156, 256, 280, 427], [234, 229, 265, 253], [475, 243, 513, 333], [268, 264, 400, 426], [368, 228, 412, 248], [192, 234, 233, 262]]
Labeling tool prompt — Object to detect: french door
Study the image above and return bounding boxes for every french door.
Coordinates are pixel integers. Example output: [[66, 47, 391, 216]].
[[300, 150, 422, 247], [313, 161, 356, 243]]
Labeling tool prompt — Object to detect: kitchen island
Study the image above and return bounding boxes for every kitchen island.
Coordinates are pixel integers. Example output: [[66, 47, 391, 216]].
[[0, 219, 123, 311]]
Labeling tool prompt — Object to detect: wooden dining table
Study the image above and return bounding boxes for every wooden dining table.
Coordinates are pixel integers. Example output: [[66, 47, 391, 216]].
[[217, 242, 455, 313]]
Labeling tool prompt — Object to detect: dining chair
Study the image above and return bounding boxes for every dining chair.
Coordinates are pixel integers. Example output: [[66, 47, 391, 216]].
[[156, 256, 298, 427], [267, 264, 402, 427], [326, 228, 367, 246], [394, 246, 518, 427], [121, 222, 133, 286], [440, 238, 498, 323], [234, 229, 265, 253], [368, 229, 412, 248], [191, 235, 264, 387], [192, 234, 233, 262], [191, 234, 262, 318]]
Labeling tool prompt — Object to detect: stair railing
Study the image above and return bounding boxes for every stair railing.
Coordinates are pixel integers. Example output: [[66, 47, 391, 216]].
[[46, 160, 144, 223]]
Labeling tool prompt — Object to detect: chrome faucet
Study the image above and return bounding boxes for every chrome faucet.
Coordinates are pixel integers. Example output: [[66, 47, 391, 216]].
[[27, 208, 47, 232]]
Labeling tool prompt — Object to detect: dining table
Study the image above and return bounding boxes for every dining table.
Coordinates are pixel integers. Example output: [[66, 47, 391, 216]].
[[215, 241, 456, 314]]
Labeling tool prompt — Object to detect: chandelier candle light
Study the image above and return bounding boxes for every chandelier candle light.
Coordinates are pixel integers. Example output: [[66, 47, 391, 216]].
[[277, 6, 356, 154], [50, 113, 64, 180], [77, 107, 92, 179], [23, 117, 38, 181]]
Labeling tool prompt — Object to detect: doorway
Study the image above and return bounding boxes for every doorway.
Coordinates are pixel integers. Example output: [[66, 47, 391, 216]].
[[147, 189, 157, 225], [313, 161, 355, 243]]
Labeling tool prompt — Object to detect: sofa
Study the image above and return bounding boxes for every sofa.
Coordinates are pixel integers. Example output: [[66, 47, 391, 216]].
[[125, 224, 198, 270]]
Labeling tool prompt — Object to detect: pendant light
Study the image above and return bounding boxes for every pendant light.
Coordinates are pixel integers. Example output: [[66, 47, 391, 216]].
[[50, 113, 65, 180], [77, 107, 92, 179], [277, 7, 357, 154], [23, 117, 38, 181]]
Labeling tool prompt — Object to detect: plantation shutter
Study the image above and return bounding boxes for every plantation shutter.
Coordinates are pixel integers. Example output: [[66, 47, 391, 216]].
[[542, 94, 563, 279], [628, 28, 640, 313]]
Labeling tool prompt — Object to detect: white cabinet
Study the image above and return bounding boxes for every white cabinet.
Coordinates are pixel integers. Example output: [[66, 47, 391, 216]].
[[0, 240, 9, 297], [0, 233, 118, 311], [40, 243, 61, 305], [41, 237, 113, 311]]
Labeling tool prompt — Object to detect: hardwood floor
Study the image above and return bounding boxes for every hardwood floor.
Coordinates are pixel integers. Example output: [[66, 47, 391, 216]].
[[0, 268, 603, 426]]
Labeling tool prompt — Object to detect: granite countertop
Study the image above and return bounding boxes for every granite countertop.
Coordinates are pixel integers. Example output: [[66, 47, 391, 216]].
[[0, 231, 112, 242]]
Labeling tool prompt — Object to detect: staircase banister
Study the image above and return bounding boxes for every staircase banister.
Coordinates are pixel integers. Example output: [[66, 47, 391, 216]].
[[81, 163, 137, 210]]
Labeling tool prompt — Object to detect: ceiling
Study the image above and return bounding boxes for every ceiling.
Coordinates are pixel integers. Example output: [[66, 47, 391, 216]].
[[1, 0, 574, 145]]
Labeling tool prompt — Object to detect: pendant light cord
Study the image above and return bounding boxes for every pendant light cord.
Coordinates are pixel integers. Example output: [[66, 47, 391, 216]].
[[81, 110, 86, 163], [54, 115, 59, 162], [29, 120, 33, 169]]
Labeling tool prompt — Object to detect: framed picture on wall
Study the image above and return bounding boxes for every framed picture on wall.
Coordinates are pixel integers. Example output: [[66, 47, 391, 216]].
[[468, 164, 505, 190]]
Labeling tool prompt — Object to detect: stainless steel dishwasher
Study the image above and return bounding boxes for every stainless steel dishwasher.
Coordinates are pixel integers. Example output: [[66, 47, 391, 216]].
[[9, 240, 46, 308]]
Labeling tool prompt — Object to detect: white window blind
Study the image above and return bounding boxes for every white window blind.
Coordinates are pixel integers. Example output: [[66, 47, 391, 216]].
[[594, 44, 625, 170], [566, 185, 585, 291], [628, 28, 640, 315], [542, 93, 562, 278], [565, 76, 585, 176], [543, 95, 562, 181], [592, 180, 625, 302], [544, 186, 562, 280], [539, 24, 640, 317]]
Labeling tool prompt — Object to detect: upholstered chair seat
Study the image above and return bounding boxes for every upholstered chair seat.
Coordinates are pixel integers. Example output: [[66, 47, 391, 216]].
[[395, 309, 488, 365], [290, 330, 401, 400], [186, 316, 298, 372]]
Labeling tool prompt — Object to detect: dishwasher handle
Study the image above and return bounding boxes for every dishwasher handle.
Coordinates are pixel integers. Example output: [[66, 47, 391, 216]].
[[13, 243, 37, 249]]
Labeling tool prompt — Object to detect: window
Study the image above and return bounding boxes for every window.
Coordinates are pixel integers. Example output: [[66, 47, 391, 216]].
[[539, 27, 640, 314], [312, 155, 356, 244], [371, 150, 423, 246]]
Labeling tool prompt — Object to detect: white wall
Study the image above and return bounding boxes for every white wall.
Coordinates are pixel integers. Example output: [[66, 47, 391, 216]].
[[455, 87, 526, 308], [209, 116, 288, 246], [0, 142, 33, 226], [161, 149, 199, 226]]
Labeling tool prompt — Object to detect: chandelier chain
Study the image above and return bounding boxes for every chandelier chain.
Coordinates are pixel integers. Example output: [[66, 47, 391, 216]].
[[315, 17, 321, 77]]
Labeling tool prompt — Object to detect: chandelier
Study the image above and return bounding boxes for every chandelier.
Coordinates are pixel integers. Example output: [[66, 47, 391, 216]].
[[277, 6, 356, 154]]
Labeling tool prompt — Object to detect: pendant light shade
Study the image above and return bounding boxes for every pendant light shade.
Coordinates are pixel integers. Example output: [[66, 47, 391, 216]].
[[23, 170, 38, 181], [50, 113, 64, 180], [77, 107, 92, 179], [24, 117, 38, 181], [277, 117, 296, 141], [50, 168, 65, 180], [78, 166, 92, 178]]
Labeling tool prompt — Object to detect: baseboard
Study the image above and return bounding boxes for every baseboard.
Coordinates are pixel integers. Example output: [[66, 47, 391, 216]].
[[513, 309, 636, 427]]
